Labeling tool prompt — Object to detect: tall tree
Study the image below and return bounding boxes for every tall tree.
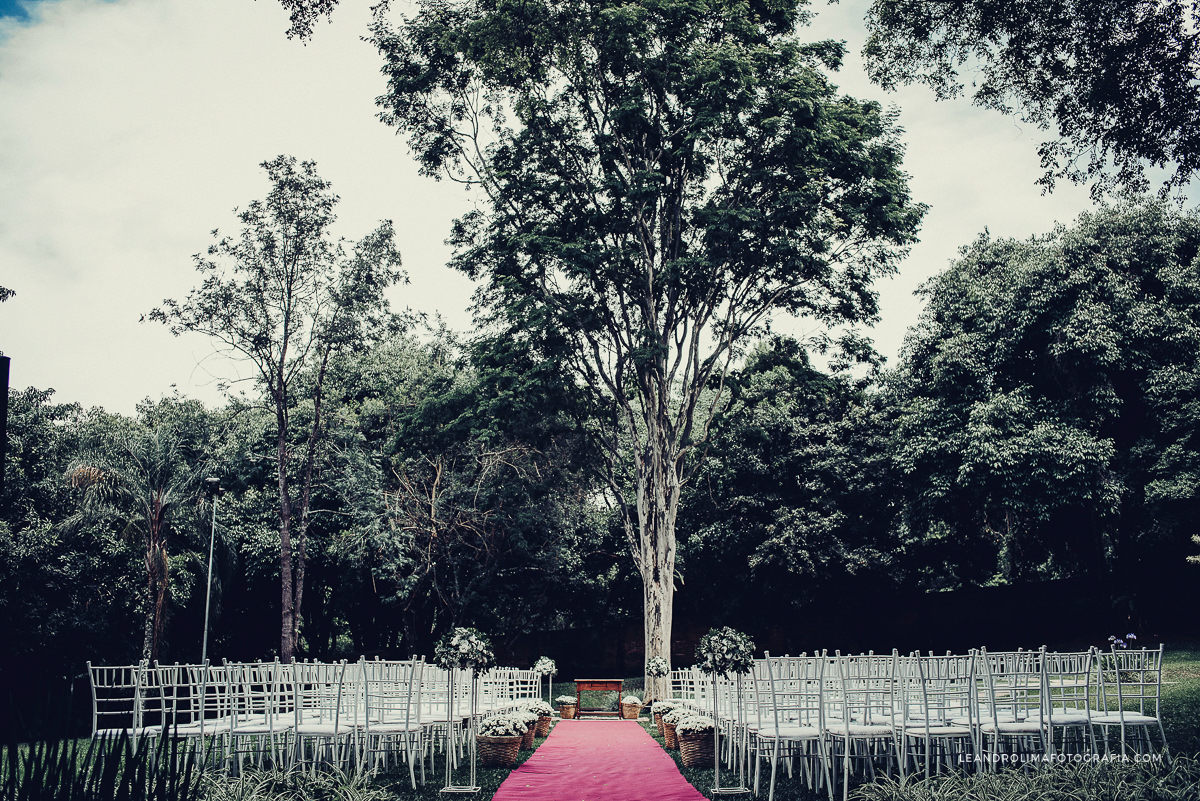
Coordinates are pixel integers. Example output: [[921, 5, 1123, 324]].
[[861, 0, 1200, 196], [370, 0, 923, 695], [149, 156, 404, 661]]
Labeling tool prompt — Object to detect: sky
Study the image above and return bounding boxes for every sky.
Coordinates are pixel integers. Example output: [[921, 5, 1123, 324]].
[[0, 0, 1140, 415]]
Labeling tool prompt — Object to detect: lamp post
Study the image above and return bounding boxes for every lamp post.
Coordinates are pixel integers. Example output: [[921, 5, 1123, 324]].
[[201, 477, 223, 665]]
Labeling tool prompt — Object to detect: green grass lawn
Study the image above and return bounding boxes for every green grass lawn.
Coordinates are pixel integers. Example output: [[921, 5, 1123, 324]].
[[1161, 644, 1200, 757]]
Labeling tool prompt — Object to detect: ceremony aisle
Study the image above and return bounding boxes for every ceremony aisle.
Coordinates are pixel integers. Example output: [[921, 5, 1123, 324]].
[[491, 719, 708, 801]]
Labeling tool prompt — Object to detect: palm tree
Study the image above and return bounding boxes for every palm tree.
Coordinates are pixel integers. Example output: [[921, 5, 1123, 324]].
[[67, 426, 205, 661]]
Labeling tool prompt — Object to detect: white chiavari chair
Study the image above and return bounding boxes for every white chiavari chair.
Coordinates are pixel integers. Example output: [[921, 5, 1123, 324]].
[[1092, 644, 1168, 756], [753, 653, 832, 801], [1041, 648, 1095, 755]]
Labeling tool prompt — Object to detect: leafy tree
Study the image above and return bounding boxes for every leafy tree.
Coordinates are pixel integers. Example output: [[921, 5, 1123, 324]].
[[678, 336, 901, 625], [892, 201, 1200, 606], [149, 155, 405, 661], [861, 0, 1200, 196], [369, 0, 923, 696], [273, 0, 339, 38], [310, 331, 605, 654], [0, 389, 145, 734], [66, 422, 207, 661]]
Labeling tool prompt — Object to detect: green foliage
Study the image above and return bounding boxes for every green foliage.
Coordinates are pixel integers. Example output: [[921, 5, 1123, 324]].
[[65, 416, 210, 661], [849, 757, 1200, 801], [891, 201, 1200, 596], [678, 336, 901, 620], [1, 734, 200, 801], [371, 0, 923, 682], [148, 155, 406, 661], [863, 0, 1200, 197]]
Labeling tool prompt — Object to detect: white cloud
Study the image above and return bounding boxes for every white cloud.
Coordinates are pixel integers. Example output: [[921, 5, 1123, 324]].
[[0, 0, 1177, 414], [0, 0, 474, 413]]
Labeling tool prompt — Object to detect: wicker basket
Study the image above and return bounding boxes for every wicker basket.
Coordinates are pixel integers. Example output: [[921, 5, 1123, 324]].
[[477, 735, 521, 767], [678, 731, 715, 767], [520, 722, 536, 750], [620, 702, 641, 720], [663, 721, 678, 749], [654, 712, 664, 735], [559, 703, 578, 720], [535, 715, 552, 738]]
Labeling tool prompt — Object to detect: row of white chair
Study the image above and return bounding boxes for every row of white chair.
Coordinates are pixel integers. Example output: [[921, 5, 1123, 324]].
[[667, 645, 1167, 801], [86, 658, 542, 787]]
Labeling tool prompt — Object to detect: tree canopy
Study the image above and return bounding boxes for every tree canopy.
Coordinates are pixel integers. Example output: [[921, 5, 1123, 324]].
[[862, 0, 1200, 196], [369, 0, 923, 694], [892, 201, 1200, 595]]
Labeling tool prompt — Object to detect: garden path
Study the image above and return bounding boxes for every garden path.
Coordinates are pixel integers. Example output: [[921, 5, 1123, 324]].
[[491, 719, 707, 801]]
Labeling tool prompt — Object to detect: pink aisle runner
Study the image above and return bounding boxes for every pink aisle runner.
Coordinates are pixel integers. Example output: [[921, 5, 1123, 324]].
[[491, 719, 708, 801]]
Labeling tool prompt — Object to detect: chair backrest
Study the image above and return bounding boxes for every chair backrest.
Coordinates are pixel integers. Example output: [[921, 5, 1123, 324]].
[[87, 661, 153, 737], [906, 652, 976, 728], [362, 657, 422, 732], [755, 653, 825, 734], [832, 651, 898, 730], [292, 660, 348, 727], [154, 661, 210, 731], [228, 660, 291, 729], [1041, 648, 1092, 723], [976, 647, 1042, 725], [1098, 645, 1163, 719], [185, 662, 232, 733]]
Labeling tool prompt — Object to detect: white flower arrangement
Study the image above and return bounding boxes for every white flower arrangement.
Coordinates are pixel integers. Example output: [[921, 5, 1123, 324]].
[[646, 655, 670, 677], [662, 707, 691, 725], [434, 626, 495, 671], [673, 712, 715, 737], [695, 626, 755, 677], [532, 656, 557, 675], [525, 699, 555, 716], [512, 708, 540, 729], [477, 713, 525, 738], [651, 700, 678, 716], [622, 695, 642, 705], [555, 695, 578, 706]]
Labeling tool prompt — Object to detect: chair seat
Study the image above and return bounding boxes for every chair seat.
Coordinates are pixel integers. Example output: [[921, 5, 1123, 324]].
[[295, 721, 355, 736], [96, 727, 161, 739], [1046, 711, 1090, 724], [903, 723, 972, 737], [827, 722, 894, 737], [231, 720, 293, 734], [760, 724, 822, 740], [367, 721, 423, 734], [1091, 712, 1160, 725], [979, 720, 1044, 734]]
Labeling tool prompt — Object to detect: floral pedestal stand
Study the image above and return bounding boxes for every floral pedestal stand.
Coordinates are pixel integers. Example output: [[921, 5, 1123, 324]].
[[710, 672, 750, 796], [533, 656, 557, 706], [436, 627, 494, 796], [441, 668, 479, 795], [697, 627, 754, 797]]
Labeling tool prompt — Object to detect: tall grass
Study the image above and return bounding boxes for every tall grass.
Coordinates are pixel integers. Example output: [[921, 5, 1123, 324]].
[[849, 756, 1200, 801], [1, 734, 199, 801]]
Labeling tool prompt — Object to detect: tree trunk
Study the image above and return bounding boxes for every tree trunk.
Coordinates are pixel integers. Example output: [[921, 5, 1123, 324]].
[[636, 408, 680, 703], [142, 560, 155, 661], [277, 412, 296, 663], [290, 347, 331, 661]]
